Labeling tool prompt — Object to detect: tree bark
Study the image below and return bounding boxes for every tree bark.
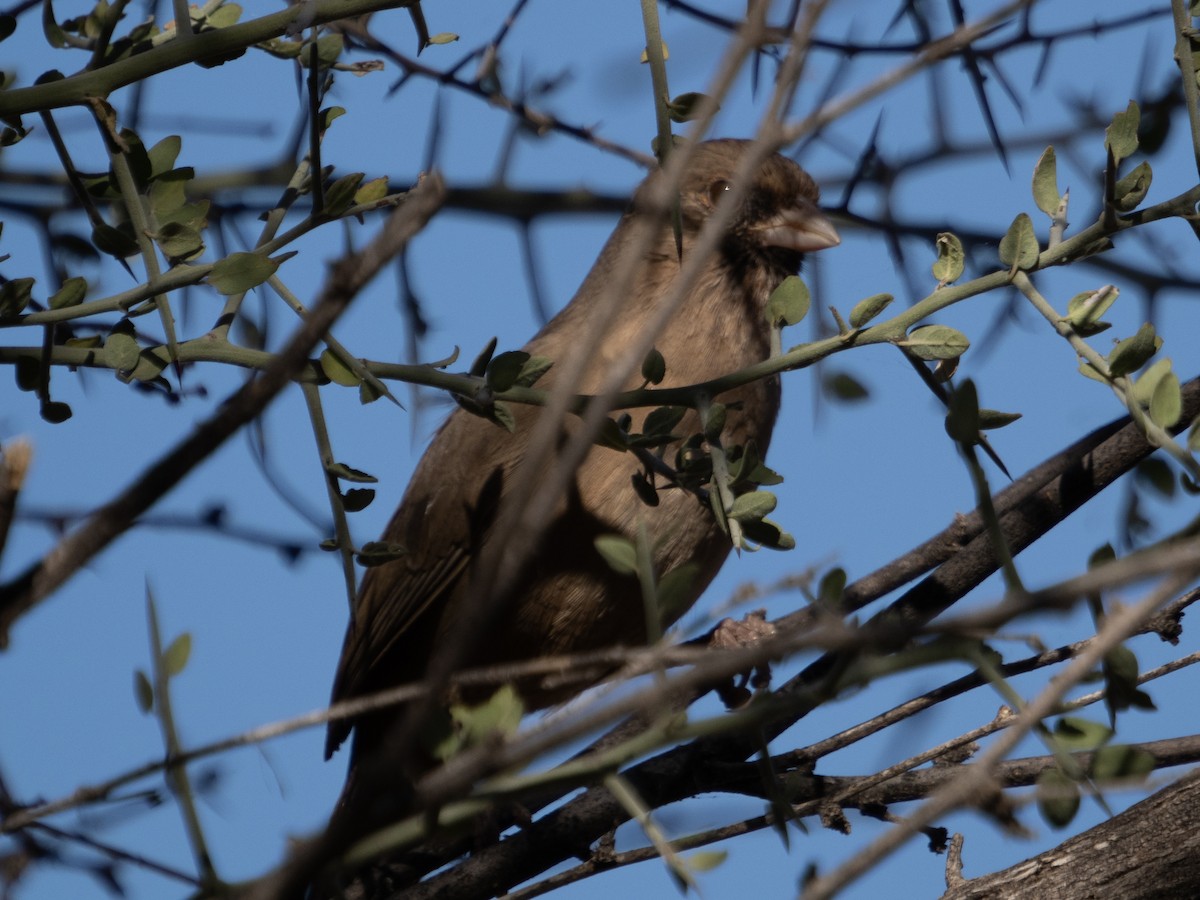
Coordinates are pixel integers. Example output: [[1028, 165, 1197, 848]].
[[942, 769, 1200, 899]]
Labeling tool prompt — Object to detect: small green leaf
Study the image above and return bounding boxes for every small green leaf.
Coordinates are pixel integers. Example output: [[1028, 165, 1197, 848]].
[[978, 408, 1022, 430], [485, 350, 530, 393], [1108, 322, 1160, 377], [765, 275, 810, 327], [208, 251, 280, 295], [104, 329, 141, 371], [323, 172, 365, 217], [900, 324, 970, 360], [641, 347, 666, 385], [1105, 100, 1140, 167], [342, 488, 375, 512], [740, 516, 795, 550], [931, 233, 964, 286], [92, 223, 140, 259], [945, 380, 981, 444], [998, 213, 1039, 272], [823, 372, 869, 402], [41, 401, 72, 424], [818, 567, 847, 606], [657, 562, 700, 626], [319, 349, 361, 386], [134, 669, 154, 714], [427, 31, 459, 45], [353, 176, 389, 205], [163, 633, 192, 676], [511, 355, 551, 388], [728, 490, 776, 522], [1131, 357, 1172, 406], [1037, 767, 1080, 828], [702, 403, 726, 441], [1053, 716, 1113, 751], [154, 222, 204, 262], [1064, 285, 1118, 331], [687, 850, 728, 873], [319, 106, 346, 130], [594, 534, 637, 575], [644, 406, 686, 436], [48, 276, 87, 310], [146, 135, 182, 178], [1091, 744, 1155, 781], [1032, 146, 1061, 217], [0, 277, 35, 317], [666, 92, 716, 123], [356, 541, 407, 566], [1113, 161, 1151, 212], [849, 293, 893, 327], [1135, 457, 1174, 498], [1149, 369, 1182, 428], [325, 462, 377, 484]]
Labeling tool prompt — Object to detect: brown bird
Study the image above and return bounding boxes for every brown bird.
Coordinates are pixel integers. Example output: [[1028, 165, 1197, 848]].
[[325, 139, 839, 784]]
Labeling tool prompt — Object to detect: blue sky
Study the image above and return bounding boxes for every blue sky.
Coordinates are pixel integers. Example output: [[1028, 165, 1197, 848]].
[[2, 2, 1199, 898]]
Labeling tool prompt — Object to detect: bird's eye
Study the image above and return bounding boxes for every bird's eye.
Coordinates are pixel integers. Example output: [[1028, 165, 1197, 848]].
[[707, 180, 732, 206]]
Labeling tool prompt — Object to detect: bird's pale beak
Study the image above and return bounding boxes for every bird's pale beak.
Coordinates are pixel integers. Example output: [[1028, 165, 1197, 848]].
[[758, 198, 841, 253]]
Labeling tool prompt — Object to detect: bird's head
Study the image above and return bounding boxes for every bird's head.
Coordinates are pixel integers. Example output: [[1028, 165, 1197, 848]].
[[637, 139, 840, 275]]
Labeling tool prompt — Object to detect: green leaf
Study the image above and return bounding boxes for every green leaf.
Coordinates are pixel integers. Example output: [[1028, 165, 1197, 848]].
[[1032, 146, 1061, 217], [1064, 285, 1118, 332], [0, 277, 35, 317], [641, 347, 666, 385], [1037, 767, 1080, 828], [320, 106, 346, 130], [208, 251, 280, 295], [485, 350, 530, 393], [42, 0, 67, 48], [427, 32, 459, 45], [656, 562, 700, 626], [134, 669, 154, 714], [320, 349, 361, 386], [1149, 369, 1182, 428], [644, 405, 686, 437], [92, 222, 140, 259], [342, 488, 375, 512], [1113, 161, 1151, 212], [1053, 716, 1113, 751], [154, 222, 204, 262], [1107, 322, 1160, 377], [514, 355, 553, 388], [740, 516, 795, 550], [1105, 100, 1140, 167], [353, 176, 389, 205], [41, 401, 72, 424], [146, 135, 182, 179], [849, 293, 893, 327], [818, 567, 847, 606], [163, 633, 192, 676], [325, 462, 377, 484], [978, 409, 1022, 430], [1131, 357, 1172, 406], [728, 490, 776, 522], [666, 92, 716, 123], [931, 233, 964, 286], [702, 403, 726, 441], [594, 535, 637, 575], [356, 541, 407, 566], [945, 380, 981, 444], [687, 850, 728, 873], [765, 275, 810, 327], [1090, 744, 1155, 781], [998, 213, 1039, 272], [48, 276, 87, 310], [323, 172, 365, 217], [104, 328, 141, 371], [823, 372, 869, 402], [1135, 457, 1174, 498], [900, 324, 970, 360]]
